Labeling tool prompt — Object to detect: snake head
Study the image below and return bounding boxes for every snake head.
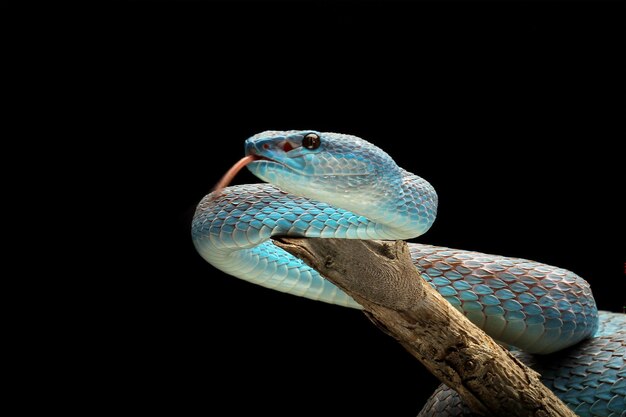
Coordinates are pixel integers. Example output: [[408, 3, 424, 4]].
[[244, 130, 405, 216]]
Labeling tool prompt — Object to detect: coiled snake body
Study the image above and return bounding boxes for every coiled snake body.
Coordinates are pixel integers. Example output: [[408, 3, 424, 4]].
[[192, 131, 625, 417]]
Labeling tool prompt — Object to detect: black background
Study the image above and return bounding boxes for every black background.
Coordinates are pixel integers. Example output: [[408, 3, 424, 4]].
[[4, 1, 625, 416]]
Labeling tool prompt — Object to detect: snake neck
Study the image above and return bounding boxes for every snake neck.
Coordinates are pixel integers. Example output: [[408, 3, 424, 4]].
[[346, 168, 438, 239], [279, 167, 439, 241], [386, 168, 438, 239]]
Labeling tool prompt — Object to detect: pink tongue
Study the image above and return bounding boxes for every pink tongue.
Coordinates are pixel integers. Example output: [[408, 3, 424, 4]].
[[213, 154, 259, 193]]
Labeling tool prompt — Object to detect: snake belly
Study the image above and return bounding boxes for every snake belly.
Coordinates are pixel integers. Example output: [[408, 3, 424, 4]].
[[192, 130, 625, 417]]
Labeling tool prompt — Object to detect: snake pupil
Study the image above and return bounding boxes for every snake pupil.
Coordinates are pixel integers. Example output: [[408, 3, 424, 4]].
[[302, 133, 321, 150]]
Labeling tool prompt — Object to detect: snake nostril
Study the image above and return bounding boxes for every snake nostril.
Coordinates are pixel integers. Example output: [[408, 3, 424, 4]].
[[263, 143, 270, 150]]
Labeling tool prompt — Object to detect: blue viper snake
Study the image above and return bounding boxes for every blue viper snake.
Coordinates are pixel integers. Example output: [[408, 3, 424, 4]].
[[192, 131, 625, 417]]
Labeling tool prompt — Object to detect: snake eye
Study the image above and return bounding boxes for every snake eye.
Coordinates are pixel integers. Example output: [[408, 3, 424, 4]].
[[302, 133, 321, 150]]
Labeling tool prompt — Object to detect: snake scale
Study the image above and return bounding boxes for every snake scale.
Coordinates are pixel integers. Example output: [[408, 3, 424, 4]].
[[192, 131, 625, 417]]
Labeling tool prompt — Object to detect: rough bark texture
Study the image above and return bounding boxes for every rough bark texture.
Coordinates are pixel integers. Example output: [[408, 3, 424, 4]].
[[273, 237, 577, 417]]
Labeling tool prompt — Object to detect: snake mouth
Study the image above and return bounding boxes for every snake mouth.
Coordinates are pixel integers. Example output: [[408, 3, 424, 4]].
[[212, 153, 286, 193], [251, 154, 275, 163]]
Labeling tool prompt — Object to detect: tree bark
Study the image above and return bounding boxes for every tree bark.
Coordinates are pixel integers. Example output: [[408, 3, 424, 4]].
[[273, 237, 577, 417]]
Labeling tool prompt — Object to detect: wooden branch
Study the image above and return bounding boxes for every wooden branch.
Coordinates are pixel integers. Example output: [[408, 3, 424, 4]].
[[273, 237, 576, 417]]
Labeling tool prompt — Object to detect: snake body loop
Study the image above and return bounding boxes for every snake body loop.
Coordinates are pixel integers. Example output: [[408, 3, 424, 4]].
[[192, 131, 625, 417]]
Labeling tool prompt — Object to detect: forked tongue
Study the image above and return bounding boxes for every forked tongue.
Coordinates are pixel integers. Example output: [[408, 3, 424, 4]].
[[212, 154, 259, 193]]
